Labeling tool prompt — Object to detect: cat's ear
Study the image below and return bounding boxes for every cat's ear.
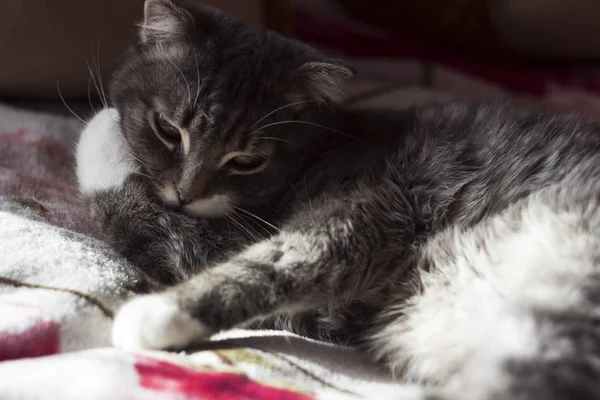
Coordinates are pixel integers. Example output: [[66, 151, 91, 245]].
[[140, 0, 195, 43], [291, 61, 355, 104]]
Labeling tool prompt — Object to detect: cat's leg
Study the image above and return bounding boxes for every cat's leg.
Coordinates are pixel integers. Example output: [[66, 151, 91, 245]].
[[76, 108, 233, 285], [111, 191, 397, 350]]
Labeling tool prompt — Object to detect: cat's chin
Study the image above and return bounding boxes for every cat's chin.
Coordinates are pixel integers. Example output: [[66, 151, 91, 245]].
[[183, 195, 232, 218]]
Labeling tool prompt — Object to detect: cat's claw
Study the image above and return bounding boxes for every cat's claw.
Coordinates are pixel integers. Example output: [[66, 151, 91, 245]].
[[111, 295, 212, 351]]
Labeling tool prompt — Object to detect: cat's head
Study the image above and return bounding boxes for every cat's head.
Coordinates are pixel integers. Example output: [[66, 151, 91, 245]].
[[109, 0, 353, 217]]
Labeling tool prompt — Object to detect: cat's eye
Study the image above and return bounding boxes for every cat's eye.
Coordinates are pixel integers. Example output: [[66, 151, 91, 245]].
[[154, 113, 181, 143], [228, 154, 266, 174]]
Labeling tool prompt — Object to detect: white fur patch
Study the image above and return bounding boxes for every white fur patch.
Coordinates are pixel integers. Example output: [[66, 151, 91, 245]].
[[112, 294, 211, 350], [76, 108, 139, 195], [372, 190, 600, 384], [183, 195, 231, 217]]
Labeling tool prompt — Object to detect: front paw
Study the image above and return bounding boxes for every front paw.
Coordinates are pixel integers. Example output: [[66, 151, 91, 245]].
[[111, 294, 213, 351], [76, 108, 139, 195]]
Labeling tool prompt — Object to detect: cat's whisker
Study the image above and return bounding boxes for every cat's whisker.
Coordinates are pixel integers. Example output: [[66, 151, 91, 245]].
[[82, 67, 151, 179], [88, 45, 110, 109], [226, 215, 260, 244], [192, 50, 202, 111], [85, 61, 99, 94], [255, 136, 317, 154], [226, 217, 248, 242], [95, 45, 110, 108], [235, 212, 272, 237], [234, 212, 267, 240], [145, 196, 161, 213], [87, 77, 100, 115], [81, 71, 134, 171], [223, 214, 247, 239], [85, 61, 105, 112], [223, 215, 232, 236], [251, 120, 357, 140], [86, 75, 99, 117], [250, 100, 313, 130], [232, 205, 280, 233], [56, 82, 86, 125], [134, 170, 155, 181]]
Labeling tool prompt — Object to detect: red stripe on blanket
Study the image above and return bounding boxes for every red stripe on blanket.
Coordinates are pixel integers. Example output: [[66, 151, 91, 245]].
[[0, 320, 60, 361], [135, 355, 314, 400]]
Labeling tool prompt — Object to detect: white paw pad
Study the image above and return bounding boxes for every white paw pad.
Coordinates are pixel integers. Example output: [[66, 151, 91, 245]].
[[76, 107, 139, 195], [111, 295, 212, 351]]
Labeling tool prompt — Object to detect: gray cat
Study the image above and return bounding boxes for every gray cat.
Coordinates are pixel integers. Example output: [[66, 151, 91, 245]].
[[76, 0, 600, 398]]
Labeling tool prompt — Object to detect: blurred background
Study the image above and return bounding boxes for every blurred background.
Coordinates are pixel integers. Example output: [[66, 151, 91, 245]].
[[2, 0, 600, 119]]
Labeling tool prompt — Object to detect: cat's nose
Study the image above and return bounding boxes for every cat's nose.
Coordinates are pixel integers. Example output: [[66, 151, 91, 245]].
[[176, 187, 194, 206]]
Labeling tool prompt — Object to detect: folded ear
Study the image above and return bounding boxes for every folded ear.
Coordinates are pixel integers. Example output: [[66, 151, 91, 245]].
[[140, 0, 195, 43], [291, 61, 355, 104]]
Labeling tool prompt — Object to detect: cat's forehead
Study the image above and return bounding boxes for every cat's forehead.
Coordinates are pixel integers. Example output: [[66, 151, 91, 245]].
[[145, 48, 288, 121], [145, 41, 189, 61]]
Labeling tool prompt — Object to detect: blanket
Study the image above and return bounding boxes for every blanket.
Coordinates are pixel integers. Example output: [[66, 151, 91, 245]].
[[0, 101, 418, 399]]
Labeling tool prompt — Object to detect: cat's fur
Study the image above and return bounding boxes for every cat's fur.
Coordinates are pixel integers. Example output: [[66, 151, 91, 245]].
[[77, 0, 600, 398]]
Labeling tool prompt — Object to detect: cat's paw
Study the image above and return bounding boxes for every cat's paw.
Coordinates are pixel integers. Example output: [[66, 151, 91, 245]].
[[76, 107, 139, 195], [111, 294, 212, 351]]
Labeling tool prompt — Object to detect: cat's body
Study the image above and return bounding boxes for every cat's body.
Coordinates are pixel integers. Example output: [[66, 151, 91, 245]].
[[76, 1, 600, 398]]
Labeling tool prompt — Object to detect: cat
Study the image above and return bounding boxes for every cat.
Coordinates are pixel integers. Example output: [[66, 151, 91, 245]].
[[76, 0, 600, 398]]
